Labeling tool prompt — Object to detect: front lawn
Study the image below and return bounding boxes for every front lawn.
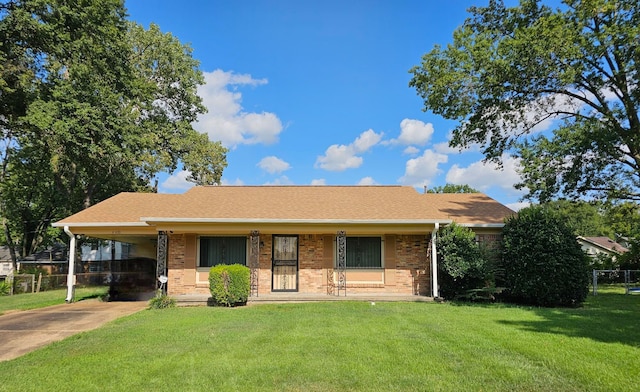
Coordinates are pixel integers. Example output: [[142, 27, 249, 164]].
[[0, 287, 108, 315], [0, 293, 638, 391]]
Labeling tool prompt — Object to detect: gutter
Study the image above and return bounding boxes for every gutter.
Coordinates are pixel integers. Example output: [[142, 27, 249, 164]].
[[140, 217, 454, 225]]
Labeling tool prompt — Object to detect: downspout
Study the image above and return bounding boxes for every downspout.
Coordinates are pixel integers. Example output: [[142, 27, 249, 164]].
[[64, 226, 76, 303], [431, 222, 439, 298]]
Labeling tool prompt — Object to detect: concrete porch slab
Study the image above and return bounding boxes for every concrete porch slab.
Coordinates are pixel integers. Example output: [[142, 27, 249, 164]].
[[174, 293, 433, 306]]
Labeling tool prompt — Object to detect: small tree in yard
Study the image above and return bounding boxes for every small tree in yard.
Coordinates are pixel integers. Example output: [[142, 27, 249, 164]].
[[437, 223, 497, 300], [501, 206, 590, 307]]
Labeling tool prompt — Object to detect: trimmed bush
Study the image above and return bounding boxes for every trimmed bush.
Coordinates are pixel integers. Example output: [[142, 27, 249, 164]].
[[437, 222, 497, 300], [501, 206, 590, 307], [209, 264, 250, 306]]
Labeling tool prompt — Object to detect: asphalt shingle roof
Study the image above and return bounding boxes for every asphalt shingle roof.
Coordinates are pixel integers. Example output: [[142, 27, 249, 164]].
[[54, 186, 515, 226]]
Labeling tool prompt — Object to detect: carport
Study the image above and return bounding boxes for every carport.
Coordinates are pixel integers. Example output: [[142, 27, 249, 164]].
[[57, 226, 161, 302]]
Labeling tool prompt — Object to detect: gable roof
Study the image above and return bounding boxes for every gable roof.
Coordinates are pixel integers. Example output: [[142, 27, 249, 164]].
[[577, 236, 629, 254], [53, 186, 514, 229]]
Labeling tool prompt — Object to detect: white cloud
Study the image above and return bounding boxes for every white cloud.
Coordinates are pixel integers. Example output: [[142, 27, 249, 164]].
[[315, 129, 383, 171], [445, 154, 523, 193], [160, 170, 195, 192], [403, 146, 420, 155], [257, 156, 291, 174], [353, 129, 383, 152], [195, 69, 283, 148], [311, 179, 326, 185], [398, 149, 448, 187], [357, 176, 377, 185], [396, 119, 434, 145]]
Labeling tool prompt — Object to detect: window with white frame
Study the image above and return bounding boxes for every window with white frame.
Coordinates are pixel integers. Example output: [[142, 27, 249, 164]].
[[341, 236, 383, 269], [199, 236, 247, 267]]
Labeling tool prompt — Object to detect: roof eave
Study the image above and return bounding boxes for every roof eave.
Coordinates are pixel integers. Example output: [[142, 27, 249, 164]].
[[52, 222, 149, 228], [139, 217, 454, 225]]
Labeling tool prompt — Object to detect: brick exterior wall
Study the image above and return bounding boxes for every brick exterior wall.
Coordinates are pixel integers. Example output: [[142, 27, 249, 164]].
[[394, 235, 430, 295], [167, 234, 187, 295], [166, 232, 434, 297]]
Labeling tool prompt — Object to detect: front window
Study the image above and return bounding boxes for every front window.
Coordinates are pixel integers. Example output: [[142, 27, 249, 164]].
[[345, 237, 382, 268], [199, 236, 247, 267]]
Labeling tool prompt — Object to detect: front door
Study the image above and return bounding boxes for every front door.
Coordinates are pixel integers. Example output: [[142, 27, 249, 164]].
[[272, 235, 298, 292]]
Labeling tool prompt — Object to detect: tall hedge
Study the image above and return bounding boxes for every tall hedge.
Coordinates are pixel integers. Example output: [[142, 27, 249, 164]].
[[437, 223, 495, 299], [208, 264, 250, 306], [501, 206, 589, 307]]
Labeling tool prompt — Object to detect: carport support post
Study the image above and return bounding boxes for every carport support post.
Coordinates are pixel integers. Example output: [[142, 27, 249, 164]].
[[431, 223, 439, 298], [64, 226, 76, 303]]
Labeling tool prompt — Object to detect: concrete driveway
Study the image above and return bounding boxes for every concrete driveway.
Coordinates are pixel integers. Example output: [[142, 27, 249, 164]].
[[0, 300, 147, 362]]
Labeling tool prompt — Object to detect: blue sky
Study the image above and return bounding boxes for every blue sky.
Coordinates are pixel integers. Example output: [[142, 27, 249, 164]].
[[125, 0, 527, 210]]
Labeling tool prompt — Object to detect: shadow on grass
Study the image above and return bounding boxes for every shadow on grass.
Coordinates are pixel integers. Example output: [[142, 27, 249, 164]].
[[493, 292, 640, 347]]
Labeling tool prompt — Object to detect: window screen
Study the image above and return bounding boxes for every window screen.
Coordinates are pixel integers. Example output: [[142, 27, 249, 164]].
[[199, 237, 247, 267], [345, 237, 382, 268]]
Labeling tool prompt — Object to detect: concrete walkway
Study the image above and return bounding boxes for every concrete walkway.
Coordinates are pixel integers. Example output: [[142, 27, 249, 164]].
[[175, 293, 434, 306], [0, 300, 147, 362]]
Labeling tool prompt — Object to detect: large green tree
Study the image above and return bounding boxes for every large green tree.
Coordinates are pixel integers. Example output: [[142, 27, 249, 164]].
[[410, 0, 640, 202], [0, 0, 227, 264]]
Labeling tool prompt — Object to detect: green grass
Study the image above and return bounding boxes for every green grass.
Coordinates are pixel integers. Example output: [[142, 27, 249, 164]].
[[0, 287, 108, 315], [0, 292, 638, 391]]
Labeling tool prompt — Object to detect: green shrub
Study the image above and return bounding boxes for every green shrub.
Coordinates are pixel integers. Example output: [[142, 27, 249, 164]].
[[0, 279, 10, 296], [437, 223, 497, 300], [148, 291, 176, 309], [209, 264, 250, 306], [501, 206, 590, 307]]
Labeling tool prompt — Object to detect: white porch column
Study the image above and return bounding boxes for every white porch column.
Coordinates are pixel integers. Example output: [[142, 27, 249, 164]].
[[64, 226, 76, 303], [431, 222, 439, 298]]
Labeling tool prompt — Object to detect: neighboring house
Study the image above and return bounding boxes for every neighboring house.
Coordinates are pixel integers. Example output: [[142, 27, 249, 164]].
[[18, 244, 68, 274], [0, 246, 14, 276], [53, 186, 515, 298], [577, 236, 629, 262]]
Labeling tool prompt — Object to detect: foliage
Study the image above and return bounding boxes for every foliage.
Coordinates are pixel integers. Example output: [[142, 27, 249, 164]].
[[501, 206, 590, 307], [536, 199, 640, 240], [603, 201, 640, 240], [590, 252, 617, 270], [427, 183, 479, 193], [617, 237, 640, 270], [0, 0, 227, 259], [148, 291, 176, 309], [539, 200, 611, 237], [208, 264, 250, 306], [410, 0, 640, 202], [437, 223, 496, 299], [0, 279, 9, 296]]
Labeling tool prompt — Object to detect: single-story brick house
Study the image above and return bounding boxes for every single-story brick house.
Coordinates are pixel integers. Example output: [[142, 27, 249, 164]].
[[53, 186, 514, 301]]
